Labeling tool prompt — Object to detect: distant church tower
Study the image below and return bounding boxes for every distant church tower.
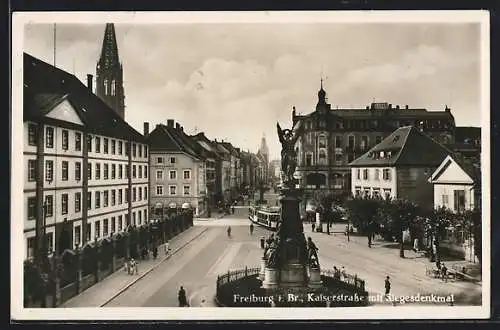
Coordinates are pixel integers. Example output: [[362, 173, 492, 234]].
[[259, 133, 269, 162], [96, 23, 125, 119]]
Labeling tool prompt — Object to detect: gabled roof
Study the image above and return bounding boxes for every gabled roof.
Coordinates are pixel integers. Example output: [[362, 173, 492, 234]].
[[429, 154, 481, 187], [147, 124, 204, 160], [23, 53, 145, 142], [190, 132, 221, 160], [349, 126, 451, 167]]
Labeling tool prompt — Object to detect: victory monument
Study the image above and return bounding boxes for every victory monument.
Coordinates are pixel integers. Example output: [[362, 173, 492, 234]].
[[214, 121, 368, 307]]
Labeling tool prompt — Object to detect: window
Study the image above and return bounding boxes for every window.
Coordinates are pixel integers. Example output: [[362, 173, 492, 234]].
[[335, 136, 342, 148], [361, 136, 369, 150], [169, 185, 177, 196], [27, 237, 35, 259], [138, 211, 142, 225], [138, 145, 142, 157], [132, 144, 137, 158], [95, 163, 101, 180], [169, 170, 177, 180], [46, 233, 53, 253], [383, 189, 391, 199], [144, 146, 148, 157], [95, 191, 101, 209], [442, 194, 449, 207], [27, 197, 36, 219], [125, 165, 129, 178], [75, 132, 82, 151], [132, 165, 136, 178], [156, 170, 163, 180], [75, 162, 81, 181], [103, 138, 109, 154], [373, 189, 381, 199], [104, 164, 109, 179], [87, 135, 92, 152], [86, 225, 91, 241], [111, 217, 116, 233], [348, 135, 355, 149], [157, 157, 164, 164], [62, 130, 69, 150], [118, 215, 123, 231], [125, 188, 129, 202], [111, 80, 116, 96], [62, 161, 68, 181], [74, 226, 81, 247], [183, 186, 191, 196], [118, 141, 123, 155], [103, 191, 109, 207], [383, 169, 391, 181], [374, 169, 380, 180], [170, 157, 176, 164], [335, 154, 342, 162], [183, 170, 191, 180], [132, 212, 136, 226], [144, 166, 148, 178], [45, 195, 53, 217], [88, 162, 92, 180], [305, 153, 313, 166], [111, 189, 116, 206], [156, 185, 164, 195], [118, 189, 123, 204], [45, 127, 54, 148], [95, 137, 101, 153], [138, 187, 142, 200], [112, 164, 116, 179], [318, 150, 327, 165], [28, 124, 37, 146], [103, 219, 109, 236], [28, 160, 36, 181], [144, 209, 147, 223], [119, 164, 123, 179], [61, 194, 68, 215], [356, 169, 361, 180], [125, 143, 129, 156], [363, 169, 368, 180], [45, 160, 54, 181], [454, 190, 466, 212], [75, 192, 81, 212], [111, 140, 116, 154], [318, 137, 326, 148], [144, 187, 148, 200], [95, 221, 101, 238], [375, 136, 383, 145], [87, 192, 92, 209], [133, 187, 136, 202], [139, 166, 142, 178]]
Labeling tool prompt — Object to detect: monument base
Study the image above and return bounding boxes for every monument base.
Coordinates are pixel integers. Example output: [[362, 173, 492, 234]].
[[259, 256, 267, 281], [262, 268, 279, 289], [308, 267, 322, 289], [279, 263, 308, 288]]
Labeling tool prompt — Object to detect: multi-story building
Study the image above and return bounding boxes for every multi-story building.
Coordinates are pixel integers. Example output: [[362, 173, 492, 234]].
[[349, 126, 450, 207], [292, 81, 456, 204], [23, 53, 148, 260], [452, 126, 481, 165], [213, 141, 232, 203], [190, 132, 221, 208], [220, 141, 241, 199], [258, 134, 270, 184], [146, 120, 207, 216]]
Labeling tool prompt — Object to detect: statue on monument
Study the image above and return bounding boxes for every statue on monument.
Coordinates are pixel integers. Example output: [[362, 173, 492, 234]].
[[307, 237, 320, 269], [277, 121, 303, 186]]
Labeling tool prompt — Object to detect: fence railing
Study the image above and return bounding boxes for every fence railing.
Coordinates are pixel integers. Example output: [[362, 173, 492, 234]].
[[216, 267, 260, 290], [321, 268, 366, 292]]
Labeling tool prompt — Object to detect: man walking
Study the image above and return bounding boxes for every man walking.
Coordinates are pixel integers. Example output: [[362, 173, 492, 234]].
[[178, 286, 188, 307], [385, 276, 391, 296], [249, 223, 254, 236]]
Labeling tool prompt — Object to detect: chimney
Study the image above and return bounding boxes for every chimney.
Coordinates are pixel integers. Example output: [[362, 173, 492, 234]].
[[405, 105, 409, 109], [396, 105, 400, 110], [87, 74, 93, 92], [176, 123, 180, 130], [167, 119, 174, 127], [143, 122, 150, 137], [180, 126, 184, 132]]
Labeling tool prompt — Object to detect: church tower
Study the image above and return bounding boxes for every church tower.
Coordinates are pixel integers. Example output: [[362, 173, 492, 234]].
[[259, 133, 269, 162], [96, 23, 125, 119]]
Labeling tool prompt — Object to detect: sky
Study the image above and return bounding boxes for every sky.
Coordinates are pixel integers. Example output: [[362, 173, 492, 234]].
[[23, 21, 482, 159]]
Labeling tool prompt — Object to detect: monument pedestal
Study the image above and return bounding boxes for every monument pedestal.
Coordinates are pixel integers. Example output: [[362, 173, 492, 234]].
[[262, 268, 279, 289], [279, 263, 308, 288], [308, 267, 322, 289], [259, 256, 267, 281]]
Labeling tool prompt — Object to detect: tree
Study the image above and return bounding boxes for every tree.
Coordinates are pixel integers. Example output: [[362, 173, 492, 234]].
[[380, 199, 420, 258], [345, 196, 381, 247], [455, 208, 481, 263], [424, 206, 455, 262]]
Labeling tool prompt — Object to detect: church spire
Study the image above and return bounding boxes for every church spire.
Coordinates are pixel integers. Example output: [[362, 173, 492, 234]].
[[96, 23, 125, 119]]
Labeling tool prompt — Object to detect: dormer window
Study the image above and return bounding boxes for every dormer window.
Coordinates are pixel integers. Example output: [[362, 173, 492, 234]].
[[392, 135, 400, 143], [387, 151, 392, 158], [380, 151, 385, 158]]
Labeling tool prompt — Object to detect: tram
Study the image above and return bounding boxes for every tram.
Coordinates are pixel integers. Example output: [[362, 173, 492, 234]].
[[248, 205, 281, 230]]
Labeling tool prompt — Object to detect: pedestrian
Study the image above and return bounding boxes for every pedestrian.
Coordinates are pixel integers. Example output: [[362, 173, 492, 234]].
[[441, 263, 448, 282], [333, 266, 340, 280], [153, 245, 158, 260], [341, 266, 346, 280], [385, 276, 391, 296], [164, 241, 170, 255], [124, 258, 129, 273], [413, 238, 419, 252], [231, 206, 235, 214], [178, 286, 188, 307], [312, 223, 316, 232], [250, 223, 254, 235], [260, 236, 265, 249], [227, 226, 232, 238]]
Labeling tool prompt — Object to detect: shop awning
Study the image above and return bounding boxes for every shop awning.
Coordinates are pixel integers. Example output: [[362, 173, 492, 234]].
[[169, 202, 177, 209], [182, 203, 191, 209]]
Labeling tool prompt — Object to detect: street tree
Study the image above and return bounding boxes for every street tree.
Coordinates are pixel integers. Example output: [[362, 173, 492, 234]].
[[424, 206, 456, 262], [455, 208, 482, 262], [345, 195, 381, 247]]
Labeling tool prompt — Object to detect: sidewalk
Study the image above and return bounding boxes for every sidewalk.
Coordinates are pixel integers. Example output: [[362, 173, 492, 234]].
[[60, 226, 208, 308]]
